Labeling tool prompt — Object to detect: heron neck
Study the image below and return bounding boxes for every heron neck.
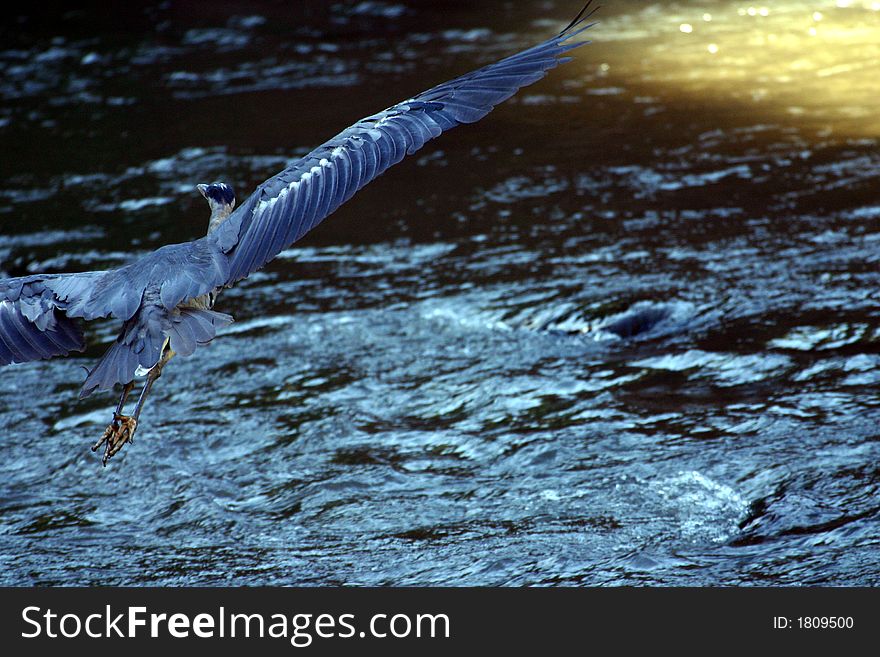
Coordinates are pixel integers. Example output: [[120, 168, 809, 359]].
[[207, 206, 234, 234]]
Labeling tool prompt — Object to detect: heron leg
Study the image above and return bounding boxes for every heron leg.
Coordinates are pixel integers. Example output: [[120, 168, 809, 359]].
[[92, 347, 175, 466]]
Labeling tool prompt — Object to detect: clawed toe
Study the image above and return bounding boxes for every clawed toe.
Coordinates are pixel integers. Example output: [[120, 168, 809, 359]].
[[92, 414, 138, 466]]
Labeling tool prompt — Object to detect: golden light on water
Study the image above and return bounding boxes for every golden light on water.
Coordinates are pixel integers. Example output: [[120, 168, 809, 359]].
[[593, 1, 880, 136]]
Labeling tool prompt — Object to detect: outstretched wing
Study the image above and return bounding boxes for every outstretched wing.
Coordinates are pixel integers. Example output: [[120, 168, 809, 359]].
[[211, 2, 598, 284], [0, 272, 100, 365]]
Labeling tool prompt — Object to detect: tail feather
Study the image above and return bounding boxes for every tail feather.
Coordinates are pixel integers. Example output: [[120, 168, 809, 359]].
[[168, 308, 233, 357], [80, 340, 139, 399], [80, 305, 233, 398]]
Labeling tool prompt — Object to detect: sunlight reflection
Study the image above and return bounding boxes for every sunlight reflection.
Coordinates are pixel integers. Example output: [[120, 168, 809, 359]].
[[597, 1, 880, 136]]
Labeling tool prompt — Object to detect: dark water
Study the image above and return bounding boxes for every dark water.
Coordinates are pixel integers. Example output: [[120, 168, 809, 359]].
[[1, 0, 879, 585]]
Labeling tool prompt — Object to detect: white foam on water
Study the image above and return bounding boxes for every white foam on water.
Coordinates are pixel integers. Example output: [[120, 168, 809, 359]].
[[651, 471, 749, 544]]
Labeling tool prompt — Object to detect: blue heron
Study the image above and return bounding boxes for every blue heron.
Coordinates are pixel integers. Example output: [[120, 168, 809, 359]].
[[0, 3, 598, 464]]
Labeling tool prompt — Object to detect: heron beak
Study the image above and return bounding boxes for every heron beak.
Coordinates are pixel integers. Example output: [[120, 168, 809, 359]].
[[197, 184, 208, 198]]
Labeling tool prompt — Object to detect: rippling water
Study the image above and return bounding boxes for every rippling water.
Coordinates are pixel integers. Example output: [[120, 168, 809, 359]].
[[1, 1, 879, 585]]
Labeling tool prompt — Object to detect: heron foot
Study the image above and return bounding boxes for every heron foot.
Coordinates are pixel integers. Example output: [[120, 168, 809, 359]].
[[92, 413, 138, 466]]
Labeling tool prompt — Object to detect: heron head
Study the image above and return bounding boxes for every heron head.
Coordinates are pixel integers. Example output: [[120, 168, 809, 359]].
[[197, 182, 236, 231]]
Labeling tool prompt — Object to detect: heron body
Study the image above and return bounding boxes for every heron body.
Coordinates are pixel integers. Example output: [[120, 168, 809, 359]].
[[0, 3, 598, 464]]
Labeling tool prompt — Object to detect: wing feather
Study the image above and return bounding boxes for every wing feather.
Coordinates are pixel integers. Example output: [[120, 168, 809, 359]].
[[213, 2, 598, 284]]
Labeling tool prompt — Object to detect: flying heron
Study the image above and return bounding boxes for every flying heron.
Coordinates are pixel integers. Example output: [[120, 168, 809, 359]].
[[0, 3, 598, 464]]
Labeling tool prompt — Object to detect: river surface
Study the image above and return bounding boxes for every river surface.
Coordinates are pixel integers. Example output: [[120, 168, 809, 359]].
[[1, 0, 879, 585]]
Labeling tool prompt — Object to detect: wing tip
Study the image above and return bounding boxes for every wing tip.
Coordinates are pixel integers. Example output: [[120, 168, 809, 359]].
[[561, 1, 600, 37]]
